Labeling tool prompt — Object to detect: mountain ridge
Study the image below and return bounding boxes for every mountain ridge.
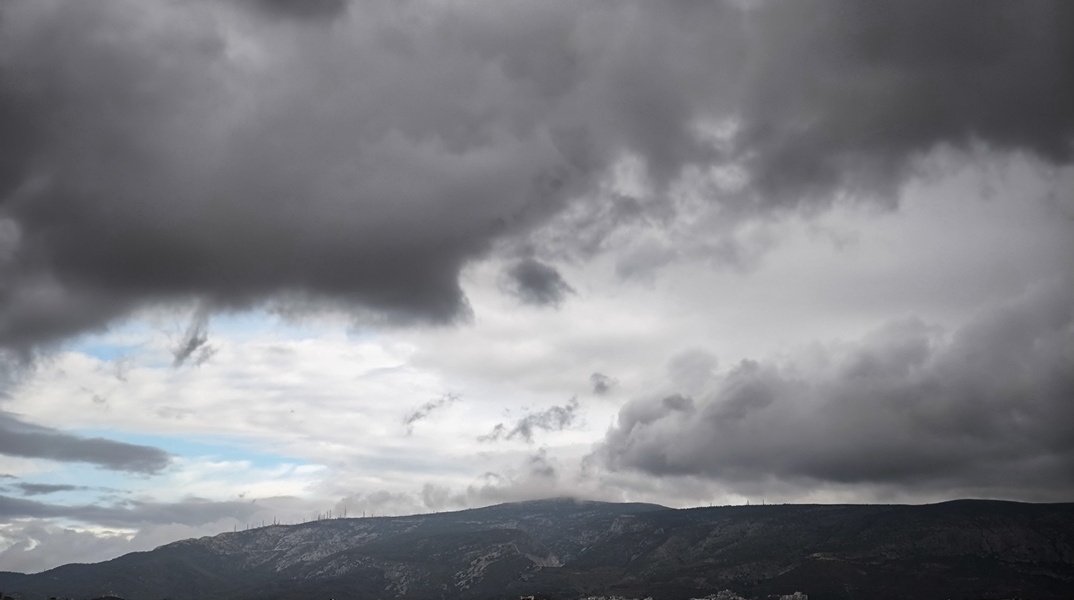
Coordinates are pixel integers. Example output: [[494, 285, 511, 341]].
[[1, 498, 1072, 600]]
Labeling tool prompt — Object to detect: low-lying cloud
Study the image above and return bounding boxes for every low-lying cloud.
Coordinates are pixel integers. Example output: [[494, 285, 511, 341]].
[[594, 279, 1074, 500]]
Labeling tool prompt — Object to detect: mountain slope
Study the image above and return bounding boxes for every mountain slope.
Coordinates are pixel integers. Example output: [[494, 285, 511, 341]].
[[1, 498, 1071, 600]]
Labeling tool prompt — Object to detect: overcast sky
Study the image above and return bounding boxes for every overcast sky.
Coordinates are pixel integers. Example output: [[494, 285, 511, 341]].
[[1, 0, 1072, 574]]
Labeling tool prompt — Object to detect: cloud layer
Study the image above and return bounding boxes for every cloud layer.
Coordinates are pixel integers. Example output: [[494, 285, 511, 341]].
[[595, 279, 1074, 500], [1, 0, 1072, 348]]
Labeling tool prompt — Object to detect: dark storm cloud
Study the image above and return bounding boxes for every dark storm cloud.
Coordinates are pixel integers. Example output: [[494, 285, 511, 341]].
[[14, 483, 83, 496], [0, 494, 258, 527], [729, 0, 1074, 206], [0, 0, 581, 347], [403, 392, 460, 435], [479, 397, 580, 443], [250, 0, 349, 20], [0, 412, 171, 473], [594, 280, 1074, 499], [502, 258, 575, 308], [0, 0, 1072, 349]]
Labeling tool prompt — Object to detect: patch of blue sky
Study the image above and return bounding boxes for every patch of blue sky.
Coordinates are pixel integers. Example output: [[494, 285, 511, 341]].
[[65, 319, 157, 362], [74, 429, 310, 471], [201, 309, 290, 342], [72, 341, 136, 362]]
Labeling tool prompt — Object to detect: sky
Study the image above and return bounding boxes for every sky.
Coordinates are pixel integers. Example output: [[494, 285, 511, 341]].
[[0, 0, 1072, 574]]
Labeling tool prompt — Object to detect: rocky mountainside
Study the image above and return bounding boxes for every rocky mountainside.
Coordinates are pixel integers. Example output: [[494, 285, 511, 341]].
[[1, 498, 1072, 600]]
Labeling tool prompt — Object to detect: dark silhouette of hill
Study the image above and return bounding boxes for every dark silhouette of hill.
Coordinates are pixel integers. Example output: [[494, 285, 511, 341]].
[[1, 498, 1071, 600]]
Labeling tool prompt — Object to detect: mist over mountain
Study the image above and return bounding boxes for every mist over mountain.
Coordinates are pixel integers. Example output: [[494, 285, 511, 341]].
[[1, 498, 1071, 600]]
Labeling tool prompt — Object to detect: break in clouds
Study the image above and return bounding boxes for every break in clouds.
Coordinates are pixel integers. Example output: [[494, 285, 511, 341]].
[[0, 0, 1072, 348]]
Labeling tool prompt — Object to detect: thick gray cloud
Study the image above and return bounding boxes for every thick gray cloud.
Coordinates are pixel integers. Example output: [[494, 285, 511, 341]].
[[0, 0, 578, 347], [0, 412, 171, 473], [501, 258, 575, 308], [733, 0, 1074, 206], [1, 0, 1070, 349], [249, 0, 350, 20], [594, 279, 1074, 500], [479, 397, 580, 443]]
